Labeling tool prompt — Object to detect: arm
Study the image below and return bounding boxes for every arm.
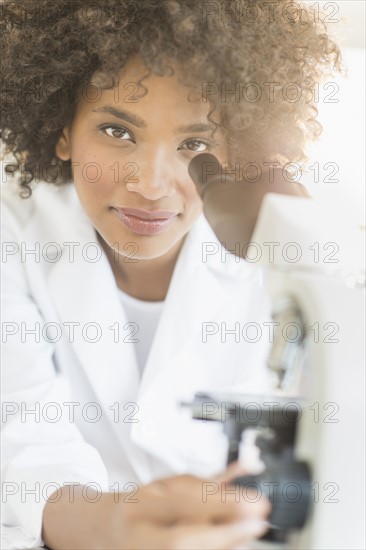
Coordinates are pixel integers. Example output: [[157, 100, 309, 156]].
[[42, 471, 270, 550], [1, 201, 110, 548]]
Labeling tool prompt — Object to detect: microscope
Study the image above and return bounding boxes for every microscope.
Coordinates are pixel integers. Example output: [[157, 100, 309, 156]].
[[185, 154, 365, 549]]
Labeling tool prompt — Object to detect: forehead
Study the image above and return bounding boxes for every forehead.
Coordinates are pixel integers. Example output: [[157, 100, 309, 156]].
[[76, 55, 220, 126]]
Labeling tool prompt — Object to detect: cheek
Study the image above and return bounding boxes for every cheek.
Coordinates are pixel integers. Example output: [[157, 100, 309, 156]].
[[186, 176, 203, 205], [182, 183, 203, 221], [71, 145, 116, 203]]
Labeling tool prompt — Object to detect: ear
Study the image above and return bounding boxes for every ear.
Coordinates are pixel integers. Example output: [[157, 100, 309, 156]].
[[55, 127, 71, 161]]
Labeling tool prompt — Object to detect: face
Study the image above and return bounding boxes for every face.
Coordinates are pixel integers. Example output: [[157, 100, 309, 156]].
[[56, 55, 228, 260]]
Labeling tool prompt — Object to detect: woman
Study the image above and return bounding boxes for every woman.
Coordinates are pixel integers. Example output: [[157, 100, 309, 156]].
[[1, 1, 341, 548]]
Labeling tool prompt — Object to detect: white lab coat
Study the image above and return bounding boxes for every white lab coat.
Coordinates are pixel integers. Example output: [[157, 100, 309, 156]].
[[1, 180, 273, 549]]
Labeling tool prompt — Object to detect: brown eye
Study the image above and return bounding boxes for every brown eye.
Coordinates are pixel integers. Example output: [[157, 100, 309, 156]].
[[99, 125, 133, 141], [179, 139, 210, 152]]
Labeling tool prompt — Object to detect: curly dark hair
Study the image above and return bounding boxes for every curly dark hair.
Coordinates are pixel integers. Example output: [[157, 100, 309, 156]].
[[1, 0, 343, 197]]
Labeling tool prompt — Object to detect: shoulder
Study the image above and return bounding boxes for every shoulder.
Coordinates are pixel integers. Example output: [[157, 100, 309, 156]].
[[1, 179, 79, 225], [1, 179, 86, 238]]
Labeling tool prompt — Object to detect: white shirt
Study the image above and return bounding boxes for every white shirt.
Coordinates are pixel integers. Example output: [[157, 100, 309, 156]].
[[118, 288, 165, 374]]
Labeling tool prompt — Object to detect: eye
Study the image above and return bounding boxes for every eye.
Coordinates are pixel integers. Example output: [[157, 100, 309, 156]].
[[178, 139, 211, 152], [98, 124, 135, 142]]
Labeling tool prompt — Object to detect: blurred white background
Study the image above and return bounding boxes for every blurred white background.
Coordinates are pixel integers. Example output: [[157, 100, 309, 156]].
[[302, 1, 365, 225]]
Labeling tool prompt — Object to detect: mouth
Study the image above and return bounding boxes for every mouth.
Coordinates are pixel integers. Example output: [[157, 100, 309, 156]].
[[112, 207, 180, 235], [115, 207, 180, 221]]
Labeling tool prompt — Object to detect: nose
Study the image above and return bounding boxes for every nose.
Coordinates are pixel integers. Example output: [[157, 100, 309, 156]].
[[125, 147, 177, 200]]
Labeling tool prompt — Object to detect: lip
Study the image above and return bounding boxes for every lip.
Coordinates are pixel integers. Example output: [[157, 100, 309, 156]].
[[112, 207, 179, 235], [115, 207, 180, 220]]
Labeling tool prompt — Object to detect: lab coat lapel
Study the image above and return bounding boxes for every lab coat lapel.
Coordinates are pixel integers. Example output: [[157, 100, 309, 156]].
[[136, 215, 227, 397], [45, 186, 141, 449]]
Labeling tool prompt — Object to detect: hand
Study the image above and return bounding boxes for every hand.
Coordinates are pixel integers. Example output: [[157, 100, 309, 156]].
[[117, 463, 270, 550], [42, 463, 270, 550], [188, 153, 310, 259]]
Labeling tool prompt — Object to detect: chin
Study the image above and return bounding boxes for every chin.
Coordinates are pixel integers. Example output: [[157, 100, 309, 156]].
[[112, 238, 176, 261]]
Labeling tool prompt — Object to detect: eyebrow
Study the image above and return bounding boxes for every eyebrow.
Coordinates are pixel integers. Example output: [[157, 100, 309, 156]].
[[92, 106, 216, 133], [176, 122, 216, 133], [92, 106, 146, 128]]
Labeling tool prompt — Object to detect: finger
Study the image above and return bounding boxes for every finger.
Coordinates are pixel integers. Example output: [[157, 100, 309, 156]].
[[136, 474, 270, 525], [214, 461, 249, 484]]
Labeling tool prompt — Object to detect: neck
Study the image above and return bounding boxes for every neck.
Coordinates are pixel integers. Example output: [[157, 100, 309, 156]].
[[97, 234, 186, 301]]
